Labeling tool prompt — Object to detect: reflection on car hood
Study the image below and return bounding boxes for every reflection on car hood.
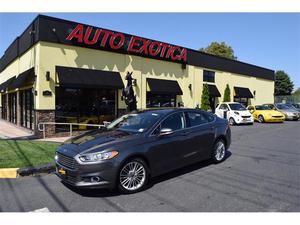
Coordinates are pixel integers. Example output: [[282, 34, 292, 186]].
[[235, 110, 252, 116], [57, 129, 137, 155]]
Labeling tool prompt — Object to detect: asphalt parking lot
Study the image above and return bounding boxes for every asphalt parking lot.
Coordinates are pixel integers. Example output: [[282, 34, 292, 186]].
[[0, 121, 299, 212]]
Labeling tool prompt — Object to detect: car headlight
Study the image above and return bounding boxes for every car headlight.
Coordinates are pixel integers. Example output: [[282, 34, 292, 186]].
[[234, 111, 239, 115], [79, 150, 119, 162], [286, 112, 293, 116]]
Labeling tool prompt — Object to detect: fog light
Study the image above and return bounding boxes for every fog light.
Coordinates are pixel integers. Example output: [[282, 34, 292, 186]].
[[90, 176, 101, 183]]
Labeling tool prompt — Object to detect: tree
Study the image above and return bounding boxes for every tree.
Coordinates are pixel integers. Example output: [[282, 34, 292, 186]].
[[223, 84, 231, 102], [274, 70, 294, 96], [200, 41, 237, 60], [292, 87, 300, 96], [201, 84, 211, 111]]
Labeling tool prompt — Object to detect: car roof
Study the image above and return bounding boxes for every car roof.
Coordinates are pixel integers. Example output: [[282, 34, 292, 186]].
[[132, 107, 205, 114]]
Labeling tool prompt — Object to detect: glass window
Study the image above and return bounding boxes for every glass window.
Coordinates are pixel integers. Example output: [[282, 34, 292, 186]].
[[187, 112, 208, 126], [55, 87, 117, 132], [161, 112, 185, 131], [256, 105, 271, 110], [219, 104, 229, 110], [107, 111, 163, 133], [1, 94, 7, 120], [229, 103, 246, 111], [146, 93, 176, 108], [203, 70, 215, 83]]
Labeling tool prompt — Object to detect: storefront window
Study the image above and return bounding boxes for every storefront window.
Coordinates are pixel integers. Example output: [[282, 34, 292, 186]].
[[1, 94, 7, 120], [20, 89, 34, 129], [55, 87, 117, 132], [8, 92, 17, 124], [146, 93, 176, 108], [234, 97, 249, 107]]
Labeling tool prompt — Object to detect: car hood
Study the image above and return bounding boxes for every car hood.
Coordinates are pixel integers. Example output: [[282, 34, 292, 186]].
[[56, 129, 140, 156], [256, 110, 283, 116], [234, 110, 252, 116]]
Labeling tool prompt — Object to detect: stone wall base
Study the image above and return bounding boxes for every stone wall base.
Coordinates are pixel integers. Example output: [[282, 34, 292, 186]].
[[35, 110, 55, 138]]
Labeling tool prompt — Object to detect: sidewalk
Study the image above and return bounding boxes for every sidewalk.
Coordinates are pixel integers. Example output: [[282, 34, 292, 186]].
[[0, 119, 71, 143], [0, 119, 33, 139]]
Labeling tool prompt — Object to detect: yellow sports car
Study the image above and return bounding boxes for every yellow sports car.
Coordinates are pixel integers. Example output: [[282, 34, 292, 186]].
[[246, 105, 285, 123]]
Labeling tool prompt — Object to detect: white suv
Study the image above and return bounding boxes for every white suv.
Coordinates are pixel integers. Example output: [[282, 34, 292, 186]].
[[215, 102, 254, 125]]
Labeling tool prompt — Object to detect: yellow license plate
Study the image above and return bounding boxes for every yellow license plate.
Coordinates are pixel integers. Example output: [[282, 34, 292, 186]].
[[58, 168, 66, 175]]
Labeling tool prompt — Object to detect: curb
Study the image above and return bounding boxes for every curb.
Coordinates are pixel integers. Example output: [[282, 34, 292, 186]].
[[0, 168, 19, 178], [17, 163, 56, 177]]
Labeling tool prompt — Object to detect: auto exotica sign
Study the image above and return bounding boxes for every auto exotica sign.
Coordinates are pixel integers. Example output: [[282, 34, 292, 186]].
[[66, 24, 187, 63]]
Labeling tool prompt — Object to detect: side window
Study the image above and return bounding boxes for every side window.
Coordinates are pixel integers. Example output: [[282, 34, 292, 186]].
[[161, 113, 185, 131], [220, 104, 228, 110], [186, 111, 210, 127]]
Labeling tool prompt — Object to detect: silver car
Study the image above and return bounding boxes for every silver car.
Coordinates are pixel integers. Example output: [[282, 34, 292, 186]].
[[264, 103, 300, 120]]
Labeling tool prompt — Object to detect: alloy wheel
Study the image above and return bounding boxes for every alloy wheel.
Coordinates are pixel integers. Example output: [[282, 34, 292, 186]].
[[119, 161, 146, 192], [215, 141, 226, 162]]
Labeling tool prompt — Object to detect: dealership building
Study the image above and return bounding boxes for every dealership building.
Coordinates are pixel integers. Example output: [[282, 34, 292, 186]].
[[0, 15, 275, 136]]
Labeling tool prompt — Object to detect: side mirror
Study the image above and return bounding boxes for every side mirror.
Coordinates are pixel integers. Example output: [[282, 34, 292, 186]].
[[159, 128, 173, 137]]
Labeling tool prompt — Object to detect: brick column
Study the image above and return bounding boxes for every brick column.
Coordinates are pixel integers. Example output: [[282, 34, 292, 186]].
[[16, 91, 21, 126], [35, 110, 55, 138]]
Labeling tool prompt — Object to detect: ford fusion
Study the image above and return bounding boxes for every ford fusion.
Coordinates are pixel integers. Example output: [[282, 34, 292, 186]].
[[55, 108, 231, 193]]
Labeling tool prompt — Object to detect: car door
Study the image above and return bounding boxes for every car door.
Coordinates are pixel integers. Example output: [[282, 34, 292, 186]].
[[216, 104, 229, 119], [184, 111, 216, 161], [146, 112, 188, 176]]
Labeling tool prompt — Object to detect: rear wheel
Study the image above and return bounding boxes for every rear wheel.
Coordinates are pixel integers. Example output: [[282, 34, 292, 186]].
[[212, 139, 227, 163], [118, 158, 148, 194], [258, 115, 264, 123]]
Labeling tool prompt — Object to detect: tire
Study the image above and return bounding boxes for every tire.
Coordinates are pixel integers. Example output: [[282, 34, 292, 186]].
[[258, 115, 264, 123], [118, 158, 149, 194], [212, 139, 227, 163], [229, 117, 235, 126]]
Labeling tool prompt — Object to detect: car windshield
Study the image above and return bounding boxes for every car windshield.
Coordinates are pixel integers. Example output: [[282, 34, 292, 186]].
[[229, 103, 246, 111], [293, 104, 300, 109], [276, 104, 290, 109], [256, 105, 271, 110], [106, 111, 163, 133]]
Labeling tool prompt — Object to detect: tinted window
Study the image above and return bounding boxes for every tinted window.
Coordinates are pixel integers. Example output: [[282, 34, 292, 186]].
[[187, 112, 210, 127], [161, 112, 185, 131], [256, 105, 271, 110], [107, 111, 163, 133], [229, 103, 246, 111], [219, 104, 229, 110], [203, 70, 215, 83]]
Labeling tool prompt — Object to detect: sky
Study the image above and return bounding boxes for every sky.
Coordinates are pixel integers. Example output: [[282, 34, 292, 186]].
[[0, 13, 299, 89]]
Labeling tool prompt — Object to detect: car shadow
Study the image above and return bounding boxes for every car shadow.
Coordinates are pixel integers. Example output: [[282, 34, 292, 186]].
[[63, 151, 232, 197]]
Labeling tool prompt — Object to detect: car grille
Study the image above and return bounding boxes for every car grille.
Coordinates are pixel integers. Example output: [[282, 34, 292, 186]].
[[242, 116, 251, 118], [56, 152, 78, 170], [64, 175, 80, 184], [272, 116, 283, 118]]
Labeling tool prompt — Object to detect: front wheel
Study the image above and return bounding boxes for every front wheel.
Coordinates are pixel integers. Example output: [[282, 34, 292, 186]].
[[212, 139, 227, 163], [258, 115, 264, 123], [118, 158, 148, 194], [229, 117, 235, 126]]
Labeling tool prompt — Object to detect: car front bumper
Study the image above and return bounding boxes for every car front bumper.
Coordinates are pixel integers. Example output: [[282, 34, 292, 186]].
[[235, 117, 254, 124], [55, 160, 119, 189], [285, 114, 300, 120]]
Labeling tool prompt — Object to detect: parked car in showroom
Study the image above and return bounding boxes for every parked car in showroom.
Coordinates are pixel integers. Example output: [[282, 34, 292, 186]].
[[263, 103, 300, 120], [246, 105, 285, 123], [55, 108, 231, 193], [215, 102, 254, 125]]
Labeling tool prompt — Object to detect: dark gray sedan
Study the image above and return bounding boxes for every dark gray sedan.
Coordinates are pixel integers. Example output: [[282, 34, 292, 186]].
[[55, 108, 231, 193]]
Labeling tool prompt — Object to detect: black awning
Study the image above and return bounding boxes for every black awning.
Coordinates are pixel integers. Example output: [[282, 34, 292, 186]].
[[234, 87, 254, 98], [208, 84, 221, 97], [56, 66, 124, 89], [0, 76, 16, 92], [147, 78, 183, 95], [9, 68, 35, 89]]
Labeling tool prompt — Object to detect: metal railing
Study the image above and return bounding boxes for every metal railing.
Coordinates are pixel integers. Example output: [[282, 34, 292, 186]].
[[38, 122, 110, 139]]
